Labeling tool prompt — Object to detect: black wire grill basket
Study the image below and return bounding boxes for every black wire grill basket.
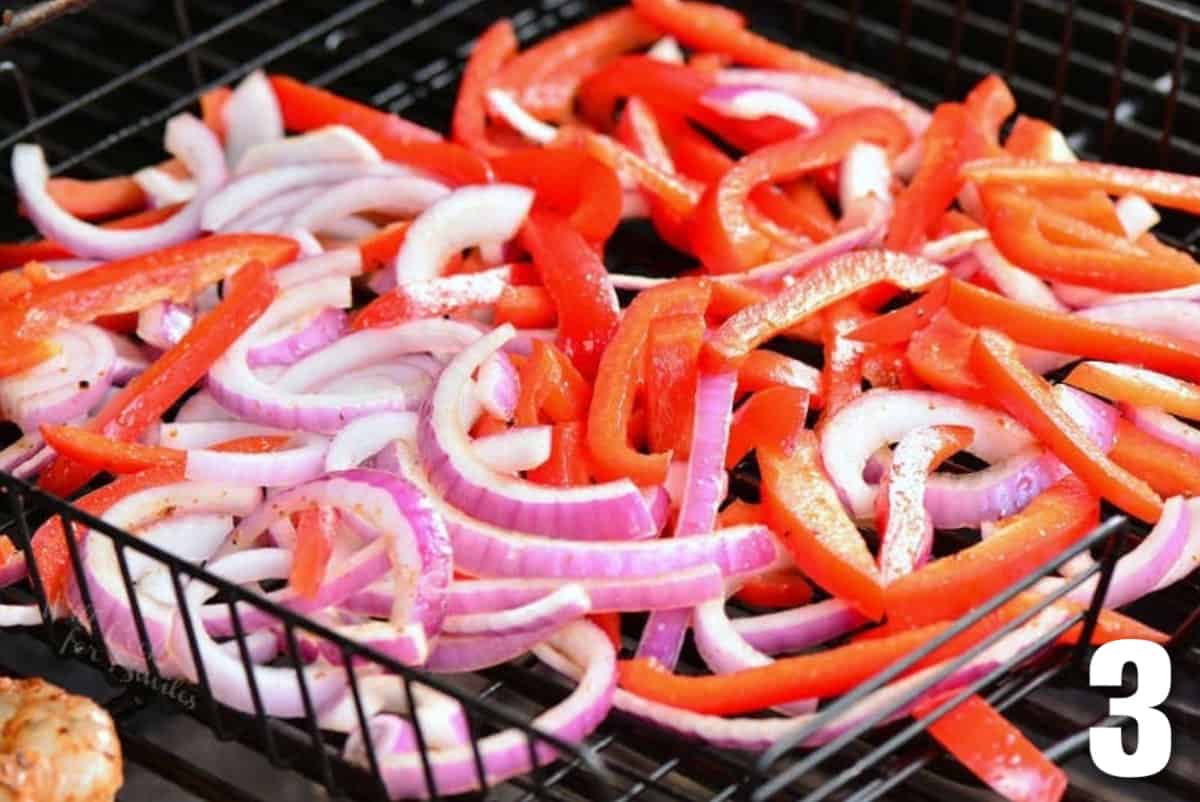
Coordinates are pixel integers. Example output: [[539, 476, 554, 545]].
[[0, 1, 1198, 801]]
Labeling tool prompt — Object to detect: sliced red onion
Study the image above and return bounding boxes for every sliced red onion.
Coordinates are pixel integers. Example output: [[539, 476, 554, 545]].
[[637, 372, 736, 668], [325, 411, 418, 472], [700, 85, 819, 130], [822, 389, 1036, 520], [476, 351, 519, 420], [323, 677, 469, 749], [1078, 299, 1200, 345], [158, 420, 285, 449], [15, 114, 226, 259], [420, 324, 659, 541], [274, 247, 363, 290], [247, 307, 347, 368], [839, 143, 892, 229], [108, 333, 150, 385], [441, 584, 590, 637], [358, 621, 613, 799], [1122, 405, 1200, 455], [319, 621, 428, 667], [133, 165, 196, 207], [732, 599, 866, 655], [876, 427, 949, 583], [1115, 194, 1159, 240], [218, 628, 280, 665], [731, 223, 882, 287], [137, 301, 195, 350], [285, 175, 448, 234], [919, 229, 989, 264], [223, 70, 284, 169], [1053, 280, 1200, 309], [184, 432, 329, 487], [715, 69, 930, 137], [393, 184, 534, 284], [286, 228, 324, 256], [974, 242, 1068, 312], [12, 445, 54, 480], [0, 605, 42, 627], [209, 286, 476, 432], [485, 89, 558, 145], [646, 35, 684, 63], [426, 615, 584, 673], [203, 547, 293, 588], [471, 426, 551, 475], [224, 184, 327, 234], [1152, 498, 1200, 591], [0, 323, 114, 431], [345, 715, 416, 762], [317, 214, 377, 241], [127, 513, 234, 588], [919, 447, 1063, 530], [235, 126, 381, 175], [172, 392, 234, 423], [0, 431, 44, 474]]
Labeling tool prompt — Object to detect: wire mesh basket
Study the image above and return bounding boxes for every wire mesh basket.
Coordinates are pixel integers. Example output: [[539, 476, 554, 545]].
[[1, 1, 1199, 801]]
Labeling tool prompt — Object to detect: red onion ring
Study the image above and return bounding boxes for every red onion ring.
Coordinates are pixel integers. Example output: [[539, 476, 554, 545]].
[[223, 70, 284, 169], [700, 85, 819, 130], [324, 678, 468, 749], [0, 323, 115, 431], [729, 222, 883, 287], [1077, 298, 1200, 344], [133, 166, 196, 207], [441, 584, 590, 637], [15, 114, 226, 260], [974, 242, 1068, 312], [472, 426, 552, 475], [274, 247, 363, 290], [183, 432, 329, 487], [285, 175, 448, 234], [137, 301, 195, 350], [1053, 280, 1200, 309], [475, 351, 519, 421], [918, 229, 989, 264], [839, 143, 892, 229], [732, 599, 867, 655], [235, 126, 381, 175], [325, 412, 418, 472], [1122, 404, 1200, 455], [247, 307, 347, 368], [1115, 194, 1159, 240], [485, 90, 558, 145]]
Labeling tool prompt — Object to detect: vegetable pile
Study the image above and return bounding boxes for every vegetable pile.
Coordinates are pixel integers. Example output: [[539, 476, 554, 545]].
[[1, 1, 1197, 798]]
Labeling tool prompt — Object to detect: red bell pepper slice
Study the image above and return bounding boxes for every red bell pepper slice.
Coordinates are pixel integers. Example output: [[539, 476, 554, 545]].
[[494, 285, 557, 329], [760, 431, 885, 620], [39, 260, 278, 497], [735, 349, 822, 399], [351, 265, 526, 330], [965, 157, 1200, 215], [1065, 361, 1200, 421], [452, 20, 518, 158], [946, 279, 1200, 383], [779, 179, 837, 242], [1004, 116, 1071, 160], [42, 175, 148, 221], [973, 329, 1162, 521], [717, 498, 766, 527], [514, 340, 592, 427], [0, 234, 296, 377], [861, 344, 923, 391], [358, 221, 410, 273], [588, 279, 711, 485], [40, 425, 185, 474], [631, 0, 847, 77], [492, 148, 622, 243], [885, 103, 986, 252], [847, 276, 950, 346], [616, 99, 696, 253], [885, 476, 1098, 629], [820, 299, 869, 419], [493, 8, 660, 122], [963, 75, 1016, 147], [734, 570, 814, 609], [1108, 418, 1200, 498], [291, 506, 337, 601], [914, 694, 1068, 802], [644, 312, 704, 457], [876, 425, 974, 584], [725, 386, 810, 469], [527, 421, 592, 487], [269, 74, 441, 144], [691, 107, 910, 273], [576, 56, 714, 127], [591, 611, 623, 650], [904, 309, 988, 402], [704, 251, 946, 369], [520, 210, 620, 379]]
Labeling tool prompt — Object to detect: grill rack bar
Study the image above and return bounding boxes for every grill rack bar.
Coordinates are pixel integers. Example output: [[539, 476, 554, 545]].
[[1, 1, 1199, 801]]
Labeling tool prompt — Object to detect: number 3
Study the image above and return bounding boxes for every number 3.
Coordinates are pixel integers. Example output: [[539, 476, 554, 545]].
[[1089, 639, 1172, 778]]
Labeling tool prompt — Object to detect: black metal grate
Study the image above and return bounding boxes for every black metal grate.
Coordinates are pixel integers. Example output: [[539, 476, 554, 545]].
[[0, 1, 1199, 801]]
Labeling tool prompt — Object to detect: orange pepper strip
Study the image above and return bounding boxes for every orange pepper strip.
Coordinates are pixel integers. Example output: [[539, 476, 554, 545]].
[[1107, 418, 1200, 498], [1065, 361, 1200, 420], [946, 279, 1200, 383], [761, 432, 884, 620], [588, 280, 711, 485], [291, 506, 336, 601], [885, 476, 1099, 630], [451, 19, 518, 158], [725, 386, 810, 469], [964, 157, 1200, 215], [704, 251, 946, 370], [972, 329, 1162, 522], [963, 75, 1016, 147]]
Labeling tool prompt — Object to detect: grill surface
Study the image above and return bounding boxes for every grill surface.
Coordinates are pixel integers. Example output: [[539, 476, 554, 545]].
[[1, 1, 1199, 801]]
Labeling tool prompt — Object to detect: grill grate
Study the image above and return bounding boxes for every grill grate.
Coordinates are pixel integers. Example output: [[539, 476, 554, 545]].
[[1, 1, 1199, 801]]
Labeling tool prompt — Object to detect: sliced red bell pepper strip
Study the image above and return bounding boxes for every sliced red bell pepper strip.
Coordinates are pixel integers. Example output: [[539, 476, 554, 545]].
[[734, 570, 814, 609], [780, 179, 837, 242], [631, 0, 847, 77], [520, 210, 620, 379], [527, 421, 592, 487], [42, 175, 148, 221], [760, 431, 885, 620], [725, 386, 810, 469], [291, 506, 336, 601], [200, 86, 232, 140], [885, 476, 1098, 629], [514, 340, 592, 427], [965, 157, 1200, 215], [691, 107, 910, 273], [876, 425, 974, 583], [0, 234, 297, 377], [1037, 187, 1124, 235], [913, 694, 1068, 802], [821, 299, 869, 419], [1108, 418, 1200, 498], [269, 74, 441, 144], [847, 276, 950, 346], [886, 103, 986, 252], [358, 221, 410, 274], [451, 19, 518, 158], [38, 260, 278, 497], [717, 498, 766, 527], [351, 266, 524, 330], [493, 8, 660, 122], [984, 191, 1200, 291], [590, 611, 623, 651], [472, 412, 510, 438], [1004, 116, 1071, 160], [861, 343, 923, 391], [492, 148, 622, 243], [735, 349, 822, 399], [1065, 361, 1200, 420], [704, 251, 946, 369], [494, 285, 557, 329], [576, 56, 714, 127], [946, 279, 1200, 384], [39, 425, 185, 474], [588, 279, 711, 485], [963, 75, 1016, 147], [973, 329, 1162, 521], [616, 99, 695, 253], [905, 309, 987, 402], [644, 312, 704, 457]]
